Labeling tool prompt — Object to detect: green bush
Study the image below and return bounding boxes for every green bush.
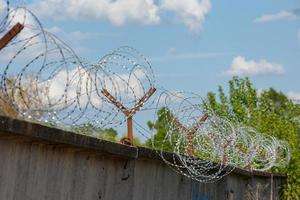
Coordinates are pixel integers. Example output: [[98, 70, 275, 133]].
[[204, 77, 300, 199]]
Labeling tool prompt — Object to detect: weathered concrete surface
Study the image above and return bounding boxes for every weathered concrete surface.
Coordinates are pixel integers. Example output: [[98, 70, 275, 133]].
[[0, 116, 286, 200]]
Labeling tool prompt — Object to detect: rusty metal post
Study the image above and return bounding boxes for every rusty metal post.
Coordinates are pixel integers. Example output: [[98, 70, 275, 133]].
[[170, 113, 208, 156], [101, 87, 156, 146], [222, 143, 229, 165], [187, 133, 194, 156], [0, 23, 24, 51], [127, 116, 133, 144], [245, 164, 253, 172], [187, 113, 208, 156]]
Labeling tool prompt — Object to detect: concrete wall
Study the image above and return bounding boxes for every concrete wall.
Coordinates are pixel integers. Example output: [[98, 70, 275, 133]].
[[0, 116, 286, 200]]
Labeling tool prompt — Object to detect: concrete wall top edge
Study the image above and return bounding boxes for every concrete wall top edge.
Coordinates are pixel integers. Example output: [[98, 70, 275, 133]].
[[0, 115, 138, 159], [0, 115, 286, 179]]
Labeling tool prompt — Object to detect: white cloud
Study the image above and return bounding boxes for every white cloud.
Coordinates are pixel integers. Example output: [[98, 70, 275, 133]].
[[225, 56, 284, 76], [29, 0, 211, 32], [287, 91, 300, 102], [167, 47, 177, 55], [0, 0, 8, 12], [46, 26, 105, 41], [254, 11, 298, 23], [0, 8, 44, 63], [30, 0, 160, 26], [30, 66, 149, 109], [152, 51, 226, 62], [160, 0, 211, 32], [0, 0, 7, 11], [100, 67, 149, 101], [37, 67, 84, 106]]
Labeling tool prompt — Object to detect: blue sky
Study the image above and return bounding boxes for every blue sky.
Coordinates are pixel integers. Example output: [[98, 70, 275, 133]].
[[1, 0, 299, 137], [21, 0, 300, 100]]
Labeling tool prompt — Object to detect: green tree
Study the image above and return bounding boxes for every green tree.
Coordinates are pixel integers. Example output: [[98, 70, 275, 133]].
[[0, 76, 48, 119], [205, 77, 300, 199], [72, 123, 142, 145], [146, 77, 299, 198], [95, 128, 118, 142], [145, 107, 180, 152], [72, 123, 118, 142]]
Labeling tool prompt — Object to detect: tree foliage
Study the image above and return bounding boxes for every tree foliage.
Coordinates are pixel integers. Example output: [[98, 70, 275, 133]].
[[146, 77, 299, 198], [0, 76, 49, 119], [72, 123, 143, 146], [145, 107, 180, 152], [204, 77, 300, 199], [72, 123, 118, 142]]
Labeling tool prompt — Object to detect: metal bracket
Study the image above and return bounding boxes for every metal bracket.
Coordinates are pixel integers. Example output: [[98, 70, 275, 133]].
[[0, 23, 24, 51], [101, 87, 156, 145]]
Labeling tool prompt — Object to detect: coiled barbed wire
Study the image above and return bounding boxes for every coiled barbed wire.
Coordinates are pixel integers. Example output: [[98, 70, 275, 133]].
[[0, 5, 90, 126], [0, 0, 10, 33], [0, 0, 291, 184], [141, 90, 237, 183], [0, 4, 157, 130], [88, 46, 156, 128], [136, 90, 291, 182]]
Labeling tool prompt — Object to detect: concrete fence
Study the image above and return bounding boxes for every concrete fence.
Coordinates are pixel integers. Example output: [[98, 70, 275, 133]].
[[0, 116, 286, 200]]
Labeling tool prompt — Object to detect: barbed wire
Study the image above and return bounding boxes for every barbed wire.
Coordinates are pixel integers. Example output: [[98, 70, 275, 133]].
[[0, 0, 291, 183], [133, 90, 291, 182], [0, 4, 157, 131], [0, 0, 10, 33]]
